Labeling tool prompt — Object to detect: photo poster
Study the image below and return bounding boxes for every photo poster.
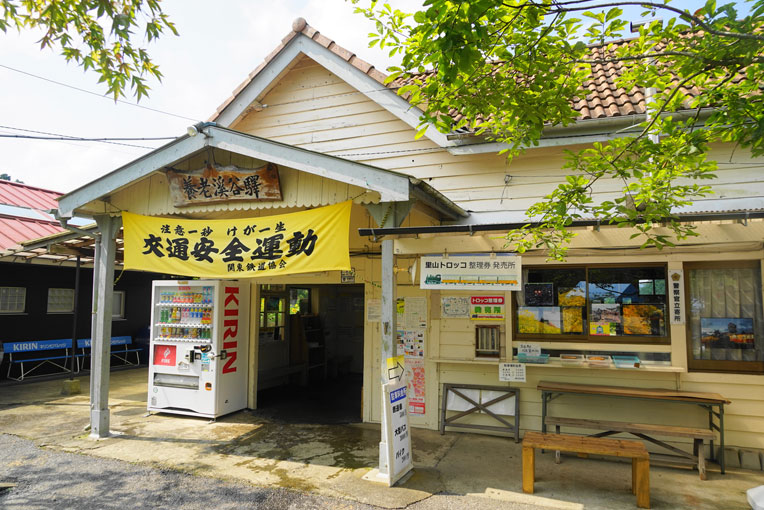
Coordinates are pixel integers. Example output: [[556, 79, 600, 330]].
[[700, 317, 755, 349], [562, 306, 584, 333], [558, 286, 586, 306], [517, 306, 562, 334], [524, 283, 554, 306], [623, 304, 665, 335], [442, 296, 470, 318], [590, 303, 622, 336]]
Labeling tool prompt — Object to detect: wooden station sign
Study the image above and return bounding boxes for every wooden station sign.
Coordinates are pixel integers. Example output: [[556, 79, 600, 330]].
[[167, 163, 282, 207]]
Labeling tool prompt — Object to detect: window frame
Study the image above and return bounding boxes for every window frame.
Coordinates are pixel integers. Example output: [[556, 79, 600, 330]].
[[475, 325, 502, 358], [259, 288, 287, 342], [112, 290, 126, 319], [685, 260, 764, 374], [46, 288, 75, 314], [512, 263, 671, 345], [0, 286, 26, 314]]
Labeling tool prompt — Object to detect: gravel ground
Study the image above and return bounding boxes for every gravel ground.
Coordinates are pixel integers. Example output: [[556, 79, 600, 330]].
[[0, 434, 372, 510]]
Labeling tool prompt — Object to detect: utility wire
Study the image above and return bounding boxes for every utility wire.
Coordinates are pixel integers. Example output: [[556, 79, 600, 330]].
[[0, 125, 173, 149], [0, 63, 201, 122]]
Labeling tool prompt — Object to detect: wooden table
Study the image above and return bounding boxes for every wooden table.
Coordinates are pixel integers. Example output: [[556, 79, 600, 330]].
[[538, 381, 731, 474]]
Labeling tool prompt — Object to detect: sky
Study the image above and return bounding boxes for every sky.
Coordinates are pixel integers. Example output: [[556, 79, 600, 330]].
[[0, 0, 726, 194]]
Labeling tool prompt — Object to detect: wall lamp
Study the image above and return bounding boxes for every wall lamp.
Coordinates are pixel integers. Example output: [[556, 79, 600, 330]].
[[187, 121, 217, 138]]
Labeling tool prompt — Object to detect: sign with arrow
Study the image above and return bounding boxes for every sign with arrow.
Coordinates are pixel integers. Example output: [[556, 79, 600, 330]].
[[386, 355, 405, 381]]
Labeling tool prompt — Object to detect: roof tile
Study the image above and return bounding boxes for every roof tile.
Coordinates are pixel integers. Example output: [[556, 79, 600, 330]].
[[210, 18, 706, 128]]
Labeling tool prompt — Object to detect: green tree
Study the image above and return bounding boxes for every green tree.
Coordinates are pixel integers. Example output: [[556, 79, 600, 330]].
[[355, 0, 764, 259], [1, 0, 177, 99]]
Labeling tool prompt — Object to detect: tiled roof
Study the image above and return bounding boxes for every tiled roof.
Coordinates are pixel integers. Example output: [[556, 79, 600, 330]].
[[0, 180, 65, 251], [210, 18, 696, 127]]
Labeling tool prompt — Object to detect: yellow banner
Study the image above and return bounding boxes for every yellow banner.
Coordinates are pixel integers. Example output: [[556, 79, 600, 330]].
[[123, 201, 352, 278]]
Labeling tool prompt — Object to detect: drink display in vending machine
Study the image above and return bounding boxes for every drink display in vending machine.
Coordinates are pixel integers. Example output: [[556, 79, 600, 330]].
[[147, 279, 249, 418]]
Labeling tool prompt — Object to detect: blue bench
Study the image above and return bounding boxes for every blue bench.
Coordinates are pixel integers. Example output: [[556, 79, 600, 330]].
[[77, 336, 141, 369], [3, 339, 76, 381]]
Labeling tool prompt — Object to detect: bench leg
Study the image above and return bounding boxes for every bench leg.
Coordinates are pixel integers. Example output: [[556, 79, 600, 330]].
[[695, 439, 707, 480], [554, 425, 561, 464], [633, 458, 650, 509], [522, 445, 535, 494]]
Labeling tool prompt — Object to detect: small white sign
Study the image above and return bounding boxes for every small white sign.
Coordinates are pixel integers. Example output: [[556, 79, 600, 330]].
[[668, 269, 685, 325], [499, 363, 526, 382], [366, 299, 381, 322], [441, 296, 470, 318], [420, 254, 521, 291], [382, 380, 413, 486], [517, 343, 541, 356], [341, 268, 356, 283]]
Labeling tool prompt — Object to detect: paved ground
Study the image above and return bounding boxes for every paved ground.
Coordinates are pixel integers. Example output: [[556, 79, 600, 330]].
[[1, 368, 762, 509], [0, 434, 539, 510]]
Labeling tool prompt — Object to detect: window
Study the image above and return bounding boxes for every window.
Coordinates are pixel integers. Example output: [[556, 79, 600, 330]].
[[687, 261, 764, 373], [515, 265, 669, 343], [260, 290, 286, 342], [47, 288, 75, 313], [0, 287, 26, 313], [113, 291, 125, 319], [476, 325, 501, 358], [289, 288, 310, 315]]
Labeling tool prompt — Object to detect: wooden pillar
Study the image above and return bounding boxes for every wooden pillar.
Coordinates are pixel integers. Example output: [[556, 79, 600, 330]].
[[89, 214, 120, 439], [378, 237, 397, 475]]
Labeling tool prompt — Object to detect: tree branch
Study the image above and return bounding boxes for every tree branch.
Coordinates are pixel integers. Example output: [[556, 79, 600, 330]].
[[501, 0, 764, 42]]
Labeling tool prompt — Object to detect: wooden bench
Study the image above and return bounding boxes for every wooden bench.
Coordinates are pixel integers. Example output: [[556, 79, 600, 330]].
[[77, 336, 141, 369], [4, 339, 76, 381], [523, 431, 650, 509], [546, 416, 714, 480]]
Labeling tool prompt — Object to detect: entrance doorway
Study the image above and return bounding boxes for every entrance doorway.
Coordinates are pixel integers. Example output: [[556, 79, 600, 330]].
[[255, 284, 364, 424]]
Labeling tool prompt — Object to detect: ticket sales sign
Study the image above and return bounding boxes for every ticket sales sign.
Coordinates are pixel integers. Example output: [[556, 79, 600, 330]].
[[420, 254, 521, 291], [382, 379, 413, 486]]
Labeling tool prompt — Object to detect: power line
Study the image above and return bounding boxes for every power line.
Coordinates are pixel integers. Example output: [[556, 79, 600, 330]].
[[0, 125, 174, 149], [0, 63, 201, 122]]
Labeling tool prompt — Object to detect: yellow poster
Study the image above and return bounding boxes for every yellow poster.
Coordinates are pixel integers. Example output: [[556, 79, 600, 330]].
[[123, 201, 352, 278]]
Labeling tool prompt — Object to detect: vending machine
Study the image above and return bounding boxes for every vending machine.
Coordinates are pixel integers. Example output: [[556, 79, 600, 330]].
[[148, 279, 249, 418]]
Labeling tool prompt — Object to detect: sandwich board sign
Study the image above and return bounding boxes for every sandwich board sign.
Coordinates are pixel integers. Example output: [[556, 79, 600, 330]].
[[381, 379, 413, 486]]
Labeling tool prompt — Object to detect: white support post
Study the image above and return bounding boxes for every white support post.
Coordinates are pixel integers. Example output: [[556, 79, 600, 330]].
[[89, 214, 120, 439], [378, 238, 397, 476]]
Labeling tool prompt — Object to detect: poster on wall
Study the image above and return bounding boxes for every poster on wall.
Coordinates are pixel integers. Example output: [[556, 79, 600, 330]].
[[441, 296, 470, 318], [470, 296, 506, 320], [405, 297, 427, 329], [366, 299, 381, 322], [590, 303, 622, 335], [524, 283, 554, 306], [517, 306, 562, 334], [420, 254, 521, 290], [407, 359, 426, 414], [396, 330, 425, 358], [701, 317, 755, 350]]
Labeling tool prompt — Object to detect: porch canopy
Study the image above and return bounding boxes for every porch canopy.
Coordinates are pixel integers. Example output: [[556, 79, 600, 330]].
[[55, 123, 466, 439]]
